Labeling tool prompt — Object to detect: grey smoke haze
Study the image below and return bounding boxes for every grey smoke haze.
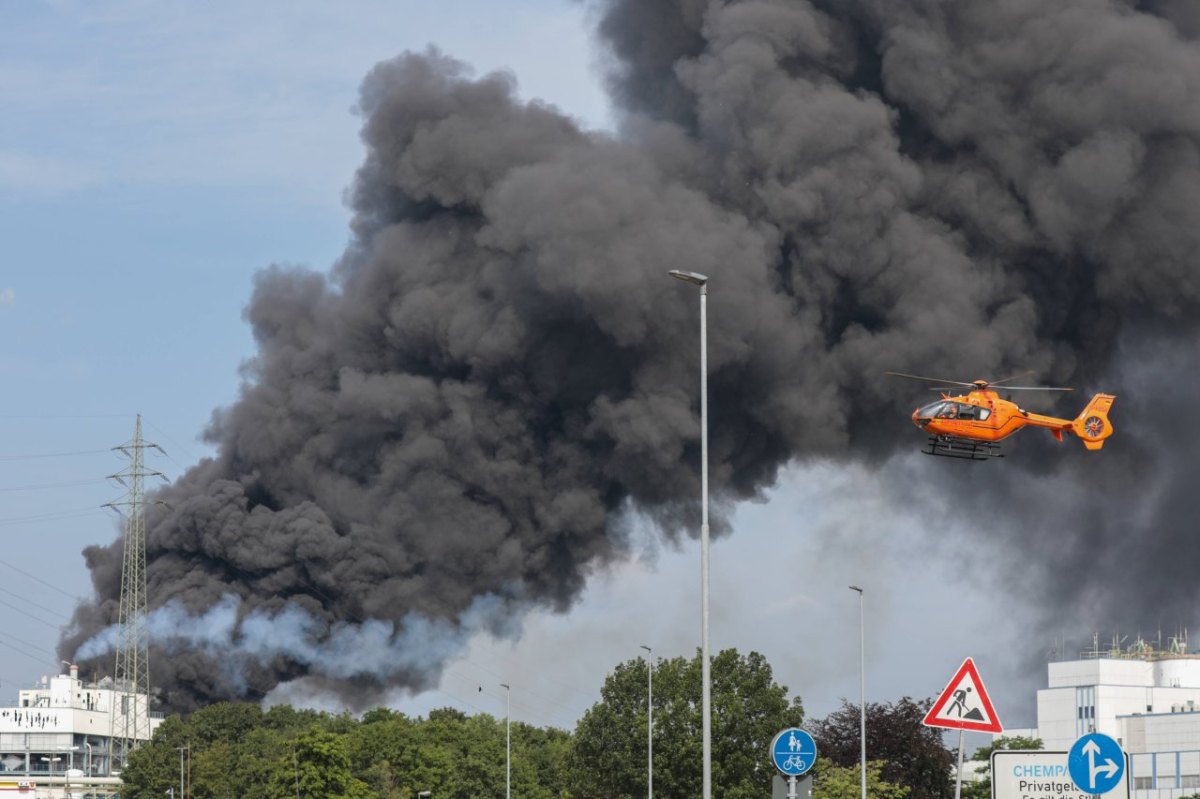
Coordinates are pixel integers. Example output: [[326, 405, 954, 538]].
[[61, 0, 1200, 710]]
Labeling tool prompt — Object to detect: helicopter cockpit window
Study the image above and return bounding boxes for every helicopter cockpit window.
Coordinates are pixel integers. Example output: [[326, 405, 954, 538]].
[[937, 403, 960, 419], [917, 401, 946, 418], [977, 407, 991, 421], [958, 403, 977, 420]]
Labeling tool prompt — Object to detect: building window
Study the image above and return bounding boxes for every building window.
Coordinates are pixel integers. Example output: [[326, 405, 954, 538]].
[[1135, 778, 1153, 789]]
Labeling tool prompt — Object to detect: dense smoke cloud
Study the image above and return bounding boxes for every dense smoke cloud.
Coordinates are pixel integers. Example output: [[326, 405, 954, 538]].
[[61, 0, 1200, 709]]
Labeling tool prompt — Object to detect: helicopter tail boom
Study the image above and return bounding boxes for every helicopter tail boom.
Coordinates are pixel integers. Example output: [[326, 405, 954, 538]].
[[1071, 393, 1117, 450]]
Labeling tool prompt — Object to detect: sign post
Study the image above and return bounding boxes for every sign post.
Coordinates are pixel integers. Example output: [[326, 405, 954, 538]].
[[771, 727, 817, 799], [923, 658, 1004, 799]]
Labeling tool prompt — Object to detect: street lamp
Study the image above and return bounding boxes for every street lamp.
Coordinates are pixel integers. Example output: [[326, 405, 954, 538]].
[[640, 645, 653, 799], [849, 586, 866, 799], [40, 755, 62, 774], [500, 683, 511, 799], [668, 268, 711, 799], [177, 745, 188, 799]]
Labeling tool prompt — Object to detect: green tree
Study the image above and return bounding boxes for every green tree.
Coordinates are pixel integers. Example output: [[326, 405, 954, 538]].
[[570, 649, 804, 799], [812, 698, 954, 799], [186, 702, 265, 746], [120, 700, 572, 799], [961, 736, 1043, 799], [120, 716, 188, 799], [813, 760, 911, 799], [190, 740, 238, 799], [266, 728, 371, 799]]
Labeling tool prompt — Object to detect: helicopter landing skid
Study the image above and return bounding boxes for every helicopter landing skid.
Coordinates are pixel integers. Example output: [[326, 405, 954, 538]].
[[924, 435, 1003, 461]]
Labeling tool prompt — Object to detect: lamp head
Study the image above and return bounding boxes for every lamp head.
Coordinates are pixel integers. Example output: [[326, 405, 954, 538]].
[[668, 269, 708, 287], [849, 585, 863, 594]]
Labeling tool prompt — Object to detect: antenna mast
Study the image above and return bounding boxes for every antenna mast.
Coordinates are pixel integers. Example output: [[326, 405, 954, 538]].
[[105, 415, 165, 767]]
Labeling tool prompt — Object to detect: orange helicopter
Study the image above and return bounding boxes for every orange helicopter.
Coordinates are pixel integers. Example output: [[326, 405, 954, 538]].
[[885, 371, 1116, 460]]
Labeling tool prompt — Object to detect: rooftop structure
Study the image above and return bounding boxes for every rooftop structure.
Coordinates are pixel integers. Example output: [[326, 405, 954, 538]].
[[0, 663, 162, 798], [1027, 632, 1200, 797]]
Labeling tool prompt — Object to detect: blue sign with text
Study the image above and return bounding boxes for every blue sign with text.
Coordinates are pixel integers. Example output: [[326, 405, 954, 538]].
[[771, 728, 817, 777], [1068, 733, 1126, 794]]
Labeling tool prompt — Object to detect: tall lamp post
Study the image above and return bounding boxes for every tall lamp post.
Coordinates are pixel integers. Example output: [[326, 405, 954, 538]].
[[41, 753, 62, 795], [640, 645, 653, 799], [668, 269, 711, 799], [177, 745, 188, 799], [849, 586, 866, 799], [501, 683, 511, 799]]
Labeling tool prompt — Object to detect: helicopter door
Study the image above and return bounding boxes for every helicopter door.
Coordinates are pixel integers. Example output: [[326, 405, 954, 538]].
[[958, 403, 977, 420]]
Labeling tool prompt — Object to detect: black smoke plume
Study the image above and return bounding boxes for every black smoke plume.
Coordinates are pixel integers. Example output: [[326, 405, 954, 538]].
[[61, 0, 1200, 710]]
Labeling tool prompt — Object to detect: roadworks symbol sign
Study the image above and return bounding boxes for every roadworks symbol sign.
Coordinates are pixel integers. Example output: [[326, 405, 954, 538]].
[[922, 657, 1003, 733]]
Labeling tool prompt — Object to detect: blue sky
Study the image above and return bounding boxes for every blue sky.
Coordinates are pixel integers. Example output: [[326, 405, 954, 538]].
[[0, 0, 1035, 743]]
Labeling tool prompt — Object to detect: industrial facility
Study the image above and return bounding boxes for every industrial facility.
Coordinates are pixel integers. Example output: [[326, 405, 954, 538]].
[[0, 664, 162, 797], [0, 418, 165, 798], [1014, 634, 1200, 796]]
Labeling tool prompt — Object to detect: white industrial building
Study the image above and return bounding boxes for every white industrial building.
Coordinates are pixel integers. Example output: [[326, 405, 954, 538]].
[[0, 663, 163, 798], [1025, 636, 1200, 798]]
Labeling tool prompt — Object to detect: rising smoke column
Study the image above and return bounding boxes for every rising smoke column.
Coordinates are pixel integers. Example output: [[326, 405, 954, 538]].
[[61, 0, 1200, 709]]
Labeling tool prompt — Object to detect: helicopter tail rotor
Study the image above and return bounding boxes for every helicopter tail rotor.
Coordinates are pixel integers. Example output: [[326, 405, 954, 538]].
[[1071, 393, 1117, 450]]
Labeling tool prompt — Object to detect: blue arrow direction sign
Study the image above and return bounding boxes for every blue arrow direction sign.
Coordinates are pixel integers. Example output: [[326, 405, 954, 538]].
[[1068, 733, 1126, 794], [771, 728, 817, 777]]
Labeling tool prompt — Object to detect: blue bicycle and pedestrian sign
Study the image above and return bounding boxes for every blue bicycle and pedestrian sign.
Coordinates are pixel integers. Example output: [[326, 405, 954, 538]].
[[770, 728, 817, 777], [1068, 732, 1127, 794]]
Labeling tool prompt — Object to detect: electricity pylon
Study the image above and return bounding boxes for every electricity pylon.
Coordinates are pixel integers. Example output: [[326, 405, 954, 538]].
[[104, 414, 165, 768]]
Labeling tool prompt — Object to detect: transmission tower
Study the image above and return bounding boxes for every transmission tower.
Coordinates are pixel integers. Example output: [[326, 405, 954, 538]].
[[104, 414, 165, 768]]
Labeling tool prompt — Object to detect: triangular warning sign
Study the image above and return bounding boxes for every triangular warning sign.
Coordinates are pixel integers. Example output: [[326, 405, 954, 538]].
[[922, 657, 1003, 733]]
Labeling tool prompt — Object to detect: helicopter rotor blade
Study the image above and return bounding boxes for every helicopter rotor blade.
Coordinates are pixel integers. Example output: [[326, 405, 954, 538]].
[[986, 370, 1036, 387], [883, 371, 976, 387], [995, 386, 1075, 392]]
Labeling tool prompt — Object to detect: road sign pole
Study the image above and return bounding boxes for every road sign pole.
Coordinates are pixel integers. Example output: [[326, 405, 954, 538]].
[[954, 729, 964, 799], [788, 776, 796, 799]]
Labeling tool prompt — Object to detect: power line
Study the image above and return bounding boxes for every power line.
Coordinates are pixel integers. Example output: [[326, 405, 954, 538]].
[[0, 478, 108, 493], [0, 585, 71, 621], [0, 508, 106, 528], [0, 414, 130, 420], [0, 596, 64, 630], [142, 418, 206, 473], [0, 448, 114, 461], [0, 626, 58, 660], [0, 629, 58, 666], [0, 557, 86, 600]]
